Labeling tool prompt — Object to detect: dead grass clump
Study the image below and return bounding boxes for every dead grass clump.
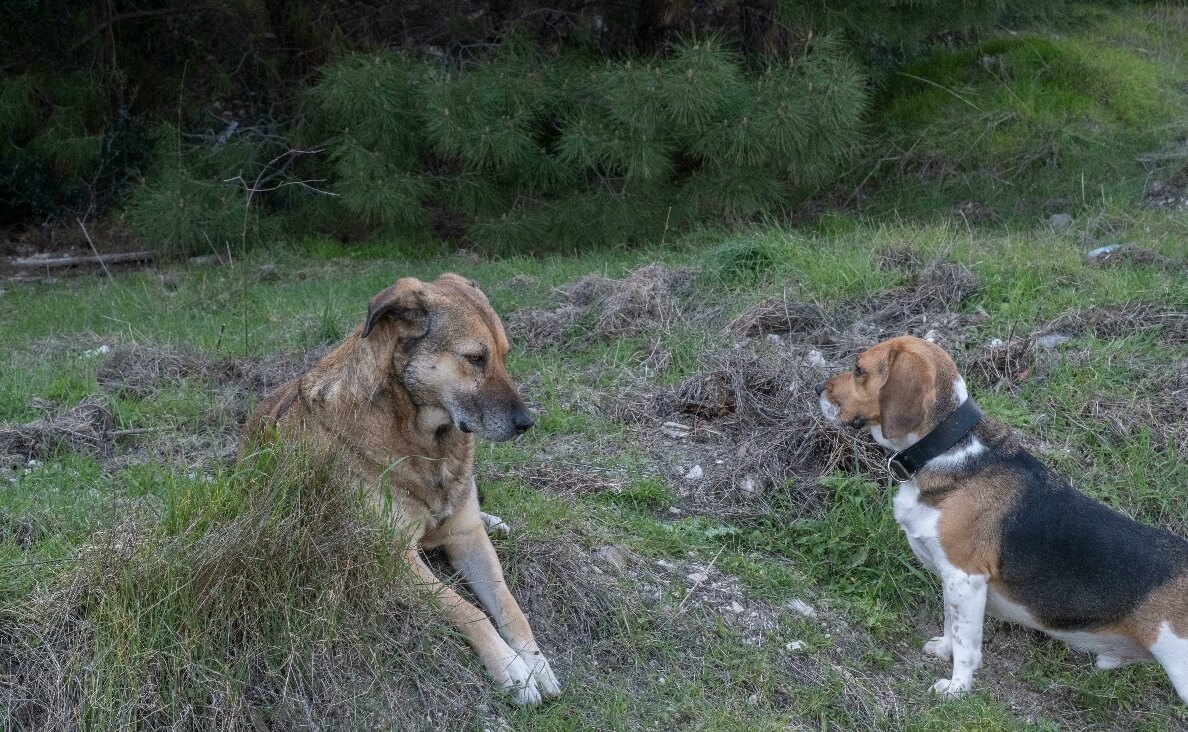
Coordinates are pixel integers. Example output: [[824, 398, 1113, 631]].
[[870, 259, 978, 321], [1043, 303, 1187, 345], [852, 259, 982, 351], [728, 298, 831, 339], [96, 343, 312, 400], [558, 273, 616, 306], [0, 396, 113, 460], [595, 264, 694, 338], [506, 264, 694, 349], [505, 306, 584, 350], [962, 335, 1039, 390], [1089, 244, 1184, 269], [670, 369, 738, 420], [872, 246, 926, 273], [96, 344, 212, 397], [639, 349, 884, 515]]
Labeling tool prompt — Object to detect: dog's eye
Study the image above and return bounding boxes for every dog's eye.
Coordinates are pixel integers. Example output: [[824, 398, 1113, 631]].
[[853, 365, 864, 377], [465, 353, 486, 368]]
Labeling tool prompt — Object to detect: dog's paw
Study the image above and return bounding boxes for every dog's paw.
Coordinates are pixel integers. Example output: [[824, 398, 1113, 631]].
[[1092, 651, 1121, 670], [494, 654, 542, 706], [518, 649, 561, 699], [481, 511, 511, 537], [923, 636, 952, 661], [929, 678, 970, 698]]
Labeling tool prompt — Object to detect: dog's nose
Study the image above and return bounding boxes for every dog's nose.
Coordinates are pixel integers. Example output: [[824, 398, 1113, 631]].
[[513, 408, 534, 434], [815, 382, 826, 396]]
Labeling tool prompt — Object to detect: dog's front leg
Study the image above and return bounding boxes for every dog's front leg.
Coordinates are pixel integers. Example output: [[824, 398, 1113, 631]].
[[931, 571, 988, 697], [923, 591, 954, 662], [403, 549, 546, 706], [442, 524, 561, 701]]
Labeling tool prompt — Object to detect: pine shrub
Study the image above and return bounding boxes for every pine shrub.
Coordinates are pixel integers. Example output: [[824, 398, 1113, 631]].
[[0, 71, 113, 224], [300, 35, 869, 250], [124, 129, 270, 258]]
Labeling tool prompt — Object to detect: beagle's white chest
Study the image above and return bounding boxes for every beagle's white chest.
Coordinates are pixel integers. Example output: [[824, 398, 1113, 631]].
[[892, 480, 947, 576]]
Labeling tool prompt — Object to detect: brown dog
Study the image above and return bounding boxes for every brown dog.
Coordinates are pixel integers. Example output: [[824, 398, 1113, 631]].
[[817, 336, 1188, 702], [239, 273, 560, 706]]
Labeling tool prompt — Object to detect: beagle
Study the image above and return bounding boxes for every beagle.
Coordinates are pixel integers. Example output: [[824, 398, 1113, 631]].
[[816, 335, 1188, 702]]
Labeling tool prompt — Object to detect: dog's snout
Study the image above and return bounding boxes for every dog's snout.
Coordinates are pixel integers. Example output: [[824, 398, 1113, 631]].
[[513, 407, 534, 434], [815, 381, 826, 396]]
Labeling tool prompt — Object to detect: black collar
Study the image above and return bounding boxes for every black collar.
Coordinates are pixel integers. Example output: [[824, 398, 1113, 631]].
[[887, 398, 982, 481]]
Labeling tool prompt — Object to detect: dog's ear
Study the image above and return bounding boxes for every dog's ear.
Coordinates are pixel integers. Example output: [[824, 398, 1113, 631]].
[[362, 277, 427, 339], [879, 347, 934, 439]]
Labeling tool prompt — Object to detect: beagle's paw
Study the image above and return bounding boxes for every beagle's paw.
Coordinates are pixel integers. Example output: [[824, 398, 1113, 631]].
[[923, 636, 953, 661], [481, 511, 511, 537], [929, 678, 971, 698]]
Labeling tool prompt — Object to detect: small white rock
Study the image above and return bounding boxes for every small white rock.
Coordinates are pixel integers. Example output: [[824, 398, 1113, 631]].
[[785, 640, 805, 652], [730, 600, 745, 614], [83, 344, 111, 358], [661, 421, 691, 439], [787, 599, 817, 618], [685, 465, 704, 481], [686, 571, 709, 584], [923, 329, 940, 343], [765, 334, 782, 346], [1049, 213, 1073, 229], [747, 693, 759, 706], [806, 349, 827, 367], [988, 338, 1004, 348], [1036, 333, 1071, 350]]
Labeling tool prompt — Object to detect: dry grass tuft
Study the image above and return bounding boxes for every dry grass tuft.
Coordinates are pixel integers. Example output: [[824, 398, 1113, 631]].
[[96, 343, 312, 403], [595, 264, 694, 338], [962, 335, 1040, 390], [0, 397, 114, 460], [865, 259, 979, 328], [505, 264, 694, 349], [616, 349, 884, 519], [728, 298, 831, 338], [504, 306, 584, 350], [96, 344, 213, 397], [1088, 244, 1185, 269], [1043, 303, 1187, 345]]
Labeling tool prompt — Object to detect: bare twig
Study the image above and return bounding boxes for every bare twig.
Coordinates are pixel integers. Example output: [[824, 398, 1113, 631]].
[[76, 219, 112, 279]]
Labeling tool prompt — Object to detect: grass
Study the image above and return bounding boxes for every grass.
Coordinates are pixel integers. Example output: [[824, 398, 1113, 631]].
[[864, 5, 1188, 223], [2, 5, 1188, 729], [2, 204, 1185, 729]]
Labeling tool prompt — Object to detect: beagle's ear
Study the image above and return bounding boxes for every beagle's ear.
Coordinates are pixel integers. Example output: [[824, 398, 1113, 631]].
[[362, 277, 427, 339], [879, 347, 934, 440]]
